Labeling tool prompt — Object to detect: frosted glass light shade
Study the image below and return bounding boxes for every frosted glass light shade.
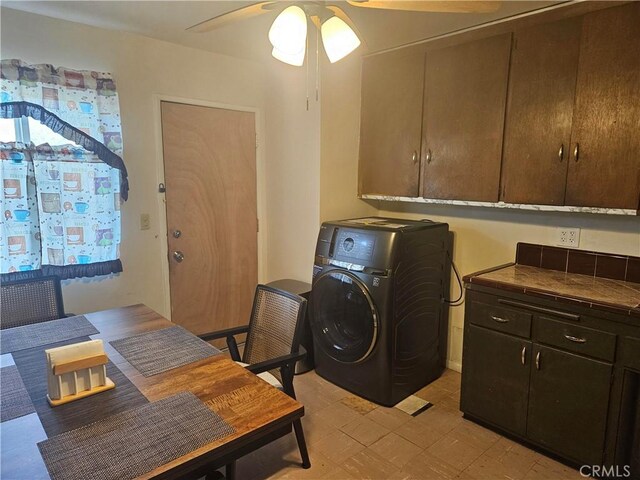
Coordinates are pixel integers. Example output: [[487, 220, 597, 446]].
[[272, 46, 305, 66], [321, 16, 361, 63], [268, 6, 307, 55]]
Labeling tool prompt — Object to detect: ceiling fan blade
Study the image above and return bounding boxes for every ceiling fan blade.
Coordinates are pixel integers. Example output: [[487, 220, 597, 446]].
[[347, 1, 501, 14], [187, 2, 275, 32]]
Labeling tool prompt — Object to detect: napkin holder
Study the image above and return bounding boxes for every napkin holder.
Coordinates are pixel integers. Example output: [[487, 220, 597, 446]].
[[45, 339, 115, 407]]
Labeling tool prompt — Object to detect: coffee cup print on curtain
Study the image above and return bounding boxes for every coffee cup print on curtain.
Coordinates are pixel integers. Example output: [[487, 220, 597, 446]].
[[8, 236, 26, 256], [66, 227, 84, 246], [3, 179, 21, 199], [41, 193, 62, 213], [42, 86, 59, 110], [13, 209, 30, 222], [63, 172, 82, 192], [74, 201, 89, 214]]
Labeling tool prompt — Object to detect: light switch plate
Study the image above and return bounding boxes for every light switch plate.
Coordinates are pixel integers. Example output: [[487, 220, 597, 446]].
[[555, 227, 580, 248], [140, 213, 151, 230]]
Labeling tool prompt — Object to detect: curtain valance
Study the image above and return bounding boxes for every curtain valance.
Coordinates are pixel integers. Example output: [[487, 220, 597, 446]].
[[0, 59, 128, 200]]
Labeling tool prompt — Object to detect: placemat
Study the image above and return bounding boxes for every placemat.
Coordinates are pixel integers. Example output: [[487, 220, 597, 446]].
[[38, 391, 235, 480], [110, 326, 221, 377], [0, 315, 98, 354], [12, 337, 148, 437], [1, 365, 35, 422]]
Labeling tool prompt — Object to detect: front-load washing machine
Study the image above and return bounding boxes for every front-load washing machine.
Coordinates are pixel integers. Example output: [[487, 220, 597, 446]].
[[309, 217, 451, 406]]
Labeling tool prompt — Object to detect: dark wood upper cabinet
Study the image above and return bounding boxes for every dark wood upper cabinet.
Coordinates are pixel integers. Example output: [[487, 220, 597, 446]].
[[501, 18, 582, 205], [357, 2, 639, 211], [358, 49, 425, 196], [421, 33, 512, 202], [565, 2, 640, 209]]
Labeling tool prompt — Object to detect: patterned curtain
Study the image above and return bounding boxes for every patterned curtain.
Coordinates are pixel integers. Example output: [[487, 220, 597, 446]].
[[1, 147, 41, 273], [0, 60, 127, 280]]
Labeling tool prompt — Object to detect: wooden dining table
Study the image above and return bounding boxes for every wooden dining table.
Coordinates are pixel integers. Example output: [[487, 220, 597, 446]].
[[0, 304, 305, 480]]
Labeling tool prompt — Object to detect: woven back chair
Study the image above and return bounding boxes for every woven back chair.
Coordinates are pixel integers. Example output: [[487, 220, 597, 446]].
[[0, 276, 65, 330], [199, 284, 311, 472], [242, 285, 306, 383]]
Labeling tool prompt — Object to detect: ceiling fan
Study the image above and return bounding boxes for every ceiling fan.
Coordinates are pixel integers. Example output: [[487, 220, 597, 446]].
[[187, 1, 502, 66]]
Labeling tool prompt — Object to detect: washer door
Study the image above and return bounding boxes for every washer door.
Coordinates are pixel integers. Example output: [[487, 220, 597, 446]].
[[311, 270, 378, 363]]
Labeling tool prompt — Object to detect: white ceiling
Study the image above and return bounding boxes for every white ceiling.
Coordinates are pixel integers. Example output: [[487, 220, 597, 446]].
[[2, 1, 563, 62]]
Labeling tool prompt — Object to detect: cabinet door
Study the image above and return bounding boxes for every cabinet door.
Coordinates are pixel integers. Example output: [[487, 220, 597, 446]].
[[501, 18, 582, 205], [461, 324, 531, 436], [359, 49, 425, 196], [528, 344, 612, 465], [422, 33, 511, 201], [566, 2, 640, 209]]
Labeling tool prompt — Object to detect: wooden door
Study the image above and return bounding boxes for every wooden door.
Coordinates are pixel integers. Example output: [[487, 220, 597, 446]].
[[161, 101, 257, 336], [460, 324, 531, 436], [527, 345, 612, 465], [501, 18, 582, 205], [565, 2, 640, 209], [359, 49, 425, 197], [422, 33, 512, 201]]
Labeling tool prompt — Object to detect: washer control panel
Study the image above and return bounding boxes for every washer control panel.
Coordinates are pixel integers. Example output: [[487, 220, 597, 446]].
[[335, 230, 376, 262]]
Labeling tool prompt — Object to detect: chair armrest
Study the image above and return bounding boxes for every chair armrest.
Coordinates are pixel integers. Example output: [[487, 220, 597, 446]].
[[246, 347, 307, 376], [198, 325, 250, 341]]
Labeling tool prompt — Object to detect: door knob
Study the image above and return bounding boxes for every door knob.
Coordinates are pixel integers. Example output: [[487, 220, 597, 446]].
[[172, 229, 182, 238], [173, 251, 185, 263]]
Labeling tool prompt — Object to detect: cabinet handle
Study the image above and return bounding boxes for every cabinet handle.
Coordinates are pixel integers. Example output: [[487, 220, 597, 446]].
[[412, 151, 418, 164], [574, 143, 579, 162], [535, 351, 541, 370], [558, 144, 564, 162], [491, 315, 509, 323], [497, 299, 580, 322], [426, 149, 432, 164], [521, 346, 526, 365], [564, 334, 586, 344]]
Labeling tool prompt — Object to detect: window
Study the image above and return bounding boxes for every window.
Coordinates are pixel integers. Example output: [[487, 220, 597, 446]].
[[0, 117, 81, 146]]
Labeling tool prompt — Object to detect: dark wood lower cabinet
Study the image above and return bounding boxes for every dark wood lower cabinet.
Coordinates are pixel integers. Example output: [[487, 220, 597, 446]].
[[527, 345, 612, 465], [461, 287, 639, 470], [461, 325, 530, 436]]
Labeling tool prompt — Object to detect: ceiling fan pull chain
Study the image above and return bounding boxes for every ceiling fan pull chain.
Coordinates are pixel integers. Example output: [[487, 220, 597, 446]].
[[316, 24, 320, 102], [306, 25, 310, 111]]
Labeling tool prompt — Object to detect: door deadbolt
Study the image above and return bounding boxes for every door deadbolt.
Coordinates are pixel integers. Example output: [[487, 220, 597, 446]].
[[173, 230, 182, 238]]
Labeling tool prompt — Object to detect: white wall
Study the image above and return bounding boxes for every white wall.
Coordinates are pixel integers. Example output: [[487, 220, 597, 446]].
[[320, 54, 378, 222], [263, 56, 321, 284], [0, 7, 320, 317]]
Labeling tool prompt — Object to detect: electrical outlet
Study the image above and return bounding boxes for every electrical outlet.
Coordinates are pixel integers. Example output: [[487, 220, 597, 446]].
[[140, 213, 151, 231], [555, 227, 580, 248]]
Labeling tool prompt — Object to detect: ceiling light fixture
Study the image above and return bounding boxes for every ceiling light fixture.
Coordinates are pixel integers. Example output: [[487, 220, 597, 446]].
[[268, 5, 361, 66], [321, 16, 362, 63], [268, 5, 307, 60]]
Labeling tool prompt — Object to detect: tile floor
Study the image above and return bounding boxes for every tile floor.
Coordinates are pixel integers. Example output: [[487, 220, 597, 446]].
[[235, 369, 584, 480]]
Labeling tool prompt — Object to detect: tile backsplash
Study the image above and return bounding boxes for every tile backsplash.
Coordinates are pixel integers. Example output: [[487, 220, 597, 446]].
[[516, 242, 640, 284]]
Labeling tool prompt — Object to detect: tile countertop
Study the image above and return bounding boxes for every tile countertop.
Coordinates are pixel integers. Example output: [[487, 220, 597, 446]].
[[465, 264, 640, 318]]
